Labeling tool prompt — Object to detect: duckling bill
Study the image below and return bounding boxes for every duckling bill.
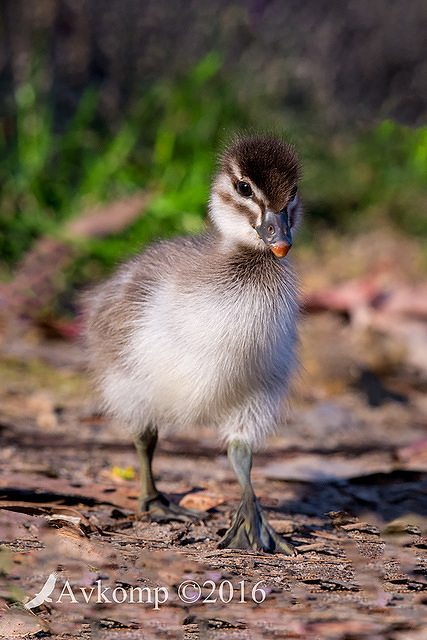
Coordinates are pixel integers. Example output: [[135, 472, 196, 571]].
[[84, 135, 302, 554], [255, 209, 293, 257]]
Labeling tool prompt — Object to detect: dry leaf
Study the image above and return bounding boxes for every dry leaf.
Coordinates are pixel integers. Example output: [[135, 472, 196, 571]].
[[179, 491, 225, 511]]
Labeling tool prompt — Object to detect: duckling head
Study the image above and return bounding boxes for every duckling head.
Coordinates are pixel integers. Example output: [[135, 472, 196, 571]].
[[209, 135, 301, 257]]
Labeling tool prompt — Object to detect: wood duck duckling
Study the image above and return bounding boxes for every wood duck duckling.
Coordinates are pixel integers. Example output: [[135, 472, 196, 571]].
[[84, 135, 302, 554]]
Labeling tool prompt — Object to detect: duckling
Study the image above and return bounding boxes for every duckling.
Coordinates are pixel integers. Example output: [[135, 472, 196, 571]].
[[84, 135, 302, 554]]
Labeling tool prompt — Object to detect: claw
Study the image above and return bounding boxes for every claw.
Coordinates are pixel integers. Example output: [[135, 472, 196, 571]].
[[218, 495, 296, 555], [139, 492, 205, 523]]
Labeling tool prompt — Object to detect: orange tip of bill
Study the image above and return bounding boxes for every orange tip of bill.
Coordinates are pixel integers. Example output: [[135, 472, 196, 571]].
[[270, 243, 291, 258]]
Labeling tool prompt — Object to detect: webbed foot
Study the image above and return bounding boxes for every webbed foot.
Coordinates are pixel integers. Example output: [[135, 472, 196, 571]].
[[139, 492, 204, 523], [218, 494, 296, 555]]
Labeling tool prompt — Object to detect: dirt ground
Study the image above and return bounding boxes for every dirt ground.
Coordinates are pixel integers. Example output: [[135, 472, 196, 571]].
[[1, 232, 427, 639]]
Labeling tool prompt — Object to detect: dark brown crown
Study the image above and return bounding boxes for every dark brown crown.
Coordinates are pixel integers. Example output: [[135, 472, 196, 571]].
[[221, 135, 300, 212]]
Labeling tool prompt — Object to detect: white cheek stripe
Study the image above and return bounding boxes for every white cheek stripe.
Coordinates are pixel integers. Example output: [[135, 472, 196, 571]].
[[209, 192, 264, 250]]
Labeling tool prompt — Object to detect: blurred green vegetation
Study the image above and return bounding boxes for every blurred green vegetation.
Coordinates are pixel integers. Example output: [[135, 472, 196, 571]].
[[301, 120, 427, 240], [0, 53, 426, 287]]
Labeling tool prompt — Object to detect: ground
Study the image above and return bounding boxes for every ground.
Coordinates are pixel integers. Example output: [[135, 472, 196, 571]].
[[0, 232, 426, 639]]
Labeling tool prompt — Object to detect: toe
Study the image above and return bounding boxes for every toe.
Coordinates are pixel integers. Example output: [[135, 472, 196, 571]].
[[218, 500, 295, 555], [139, 493, 206, 523]]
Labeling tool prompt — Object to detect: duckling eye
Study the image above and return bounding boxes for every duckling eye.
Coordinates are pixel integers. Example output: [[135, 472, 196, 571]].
[[236, 181, 253, 197]]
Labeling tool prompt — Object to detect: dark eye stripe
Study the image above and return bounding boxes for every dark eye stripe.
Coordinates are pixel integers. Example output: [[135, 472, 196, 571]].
[[218, 191, 258, 225]]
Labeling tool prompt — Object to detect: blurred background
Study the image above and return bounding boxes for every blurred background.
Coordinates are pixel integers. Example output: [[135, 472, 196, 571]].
[[1, 0, 426, 292]]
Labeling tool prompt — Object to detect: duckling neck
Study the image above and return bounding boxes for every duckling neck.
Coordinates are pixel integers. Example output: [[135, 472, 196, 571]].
[[214, 234, 293, 296]]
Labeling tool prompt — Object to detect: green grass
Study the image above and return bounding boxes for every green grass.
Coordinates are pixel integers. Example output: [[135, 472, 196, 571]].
[[0, 53, 253, 281]]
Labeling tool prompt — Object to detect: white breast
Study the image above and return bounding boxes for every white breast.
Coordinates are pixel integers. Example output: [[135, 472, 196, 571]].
[[109, 274, 297, 432]]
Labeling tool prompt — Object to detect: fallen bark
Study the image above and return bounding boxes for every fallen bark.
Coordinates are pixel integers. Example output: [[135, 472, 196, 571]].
[[0, 192, 150, 324], [303, 277, 427, 375], [303, 277, 427, 320]]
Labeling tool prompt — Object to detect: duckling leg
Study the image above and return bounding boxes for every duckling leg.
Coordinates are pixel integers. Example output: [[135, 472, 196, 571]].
[[218, 440, 296, 555], [135, 429, 203, 522]]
